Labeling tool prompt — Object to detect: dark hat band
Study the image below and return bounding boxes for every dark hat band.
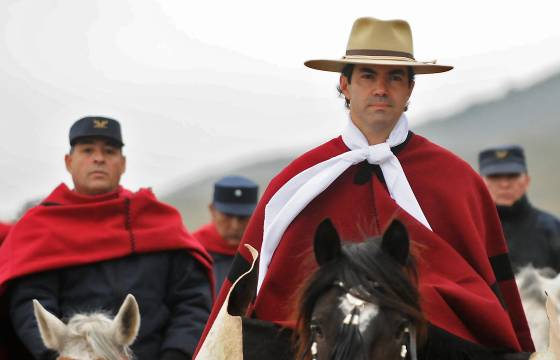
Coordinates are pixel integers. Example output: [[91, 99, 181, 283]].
[[345, 49, 414, 59], [214, 188, 258, 204]]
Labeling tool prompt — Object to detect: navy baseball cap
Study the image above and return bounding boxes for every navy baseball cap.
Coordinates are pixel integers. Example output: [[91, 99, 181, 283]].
[[69, 116, 124, 147], [213, 176, 259, 216], [478, 145, 527, 176]]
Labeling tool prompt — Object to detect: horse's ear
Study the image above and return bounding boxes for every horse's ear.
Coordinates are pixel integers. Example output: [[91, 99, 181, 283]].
[[315, 218, 342, 266], [33, 299, 66, 351], [112, 294, 141, 346], [380, 219, 410, 266]]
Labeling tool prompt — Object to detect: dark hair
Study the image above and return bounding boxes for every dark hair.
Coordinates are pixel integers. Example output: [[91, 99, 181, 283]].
[[336, 64, 415, 110]]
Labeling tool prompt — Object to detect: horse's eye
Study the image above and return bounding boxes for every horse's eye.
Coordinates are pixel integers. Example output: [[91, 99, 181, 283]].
[[395, 320, 410, 339], [310, 322, 324, 338]]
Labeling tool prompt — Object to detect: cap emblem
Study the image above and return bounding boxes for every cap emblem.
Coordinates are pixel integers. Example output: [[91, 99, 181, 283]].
[[93, 119, 109, 129], [234, 189, 242, 197], [495, 150, 509, 159]]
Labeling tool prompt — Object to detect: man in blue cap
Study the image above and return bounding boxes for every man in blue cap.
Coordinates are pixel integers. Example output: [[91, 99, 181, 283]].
[[194, 176, 258, 294], [479, 145, 560, 272]]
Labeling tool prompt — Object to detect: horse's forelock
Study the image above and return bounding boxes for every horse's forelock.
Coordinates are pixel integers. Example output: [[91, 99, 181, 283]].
[[62, 312, 132, 360], [341, 241, 422, 318]]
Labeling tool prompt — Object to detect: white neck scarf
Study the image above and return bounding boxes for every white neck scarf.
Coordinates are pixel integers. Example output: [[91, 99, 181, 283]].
[[257, 115, 431, 294]]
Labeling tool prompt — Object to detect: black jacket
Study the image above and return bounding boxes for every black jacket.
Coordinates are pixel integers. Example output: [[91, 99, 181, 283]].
[[9, 250, 211, 360], [208, 252, 234, 294], [498, 195, 560, 272]]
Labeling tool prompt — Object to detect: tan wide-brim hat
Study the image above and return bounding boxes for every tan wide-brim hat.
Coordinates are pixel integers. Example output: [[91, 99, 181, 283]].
[[305, 17, 453, 75]]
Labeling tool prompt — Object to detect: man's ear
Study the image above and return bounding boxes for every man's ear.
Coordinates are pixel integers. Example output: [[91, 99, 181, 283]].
[[121, 155, 127, 175], [64, 153, 72, 173], [209, 204, 217, 220], [339, 75, 350, 99]]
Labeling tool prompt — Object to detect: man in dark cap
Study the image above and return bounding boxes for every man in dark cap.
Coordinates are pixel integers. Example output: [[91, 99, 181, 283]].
[[194, 176, 258, 294], [0, 116, 213, 360], [479, 145, 560, 272]]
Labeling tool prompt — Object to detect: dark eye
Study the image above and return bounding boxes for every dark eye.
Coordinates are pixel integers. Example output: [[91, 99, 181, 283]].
[[395, 319, 410, 339], [310, 321, 324, 338]]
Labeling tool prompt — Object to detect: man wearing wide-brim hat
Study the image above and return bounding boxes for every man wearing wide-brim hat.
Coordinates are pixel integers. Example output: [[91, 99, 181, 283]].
[[196, 17, 534, 358]]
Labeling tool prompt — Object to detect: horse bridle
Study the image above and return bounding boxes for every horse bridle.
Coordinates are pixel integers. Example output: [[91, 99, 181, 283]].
[[308, 281, 418, 360]]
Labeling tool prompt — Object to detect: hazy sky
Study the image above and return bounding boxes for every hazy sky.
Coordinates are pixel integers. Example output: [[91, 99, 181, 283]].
[[157, 0, 560, 68], [1, 0, 560, 220]]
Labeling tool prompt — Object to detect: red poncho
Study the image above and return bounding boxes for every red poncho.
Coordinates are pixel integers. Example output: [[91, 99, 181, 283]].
[[197, 133, 534, 353], [0, 184, 214, 294], [0, 223, 11, 246], [194, 223, 238, 257]]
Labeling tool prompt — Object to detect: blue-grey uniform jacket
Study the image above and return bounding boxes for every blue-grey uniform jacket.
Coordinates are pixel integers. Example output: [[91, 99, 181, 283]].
[[9, 250, 211, 360]]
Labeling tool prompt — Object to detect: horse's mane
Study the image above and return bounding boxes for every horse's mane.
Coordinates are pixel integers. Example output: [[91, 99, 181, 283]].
[[293, 238, 426, 360], [516, 265, 560, 352], [62, 312, 135, 360]]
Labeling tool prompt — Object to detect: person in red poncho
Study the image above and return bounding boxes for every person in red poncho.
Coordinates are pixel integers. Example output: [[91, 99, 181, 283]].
[[193, 176, 259, 295], [0, 116, 213, 360], [196, 17, 535, 359]]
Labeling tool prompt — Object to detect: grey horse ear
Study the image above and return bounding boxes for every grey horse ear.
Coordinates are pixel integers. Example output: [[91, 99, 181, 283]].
[[112, 294, 141, 346], [33, 299, 66, 351], [315, 218, 342, 266], [380, 219, 410, 266]]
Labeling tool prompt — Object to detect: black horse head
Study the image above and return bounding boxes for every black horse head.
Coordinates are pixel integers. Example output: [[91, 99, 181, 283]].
[[295, 218, 425, 360]]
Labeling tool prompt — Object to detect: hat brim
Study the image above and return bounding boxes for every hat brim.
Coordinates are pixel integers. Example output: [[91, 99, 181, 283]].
[[71, 134, 124, 147], [214, 202, 257, 217], [480, 163, 527, 176], [304, 57, 453, 74]]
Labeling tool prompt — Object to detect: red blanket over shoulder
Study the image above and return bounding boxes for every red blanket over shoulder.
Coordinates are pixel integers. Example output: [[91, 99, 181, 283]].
[[0, 223, 10, 246], [0, 184, 214, 295], [194, 223, 238, 256], [197, 133, 534, 354]]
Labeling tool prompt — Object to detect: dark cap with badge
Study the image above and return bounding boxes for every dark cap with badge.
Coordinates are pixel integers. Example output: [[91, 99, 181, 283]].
[[69, 116, 124, 147], [213, 176, 259, 216], [478, 145, 527, 176]]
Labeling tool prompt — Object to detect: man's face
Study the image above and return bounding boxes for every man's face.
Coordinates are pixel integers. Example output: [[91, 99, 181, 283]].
[[483, 173, 530, 206], [339, 64, 414, 143], [65, 138, 126, 195], [210, 204, 251, 246]]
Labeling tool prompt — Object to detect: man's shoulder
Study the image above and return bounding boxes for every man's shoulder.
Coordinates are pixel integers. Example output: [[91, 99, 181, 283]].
[[267, 137, 346, 190], [533, 207, 560, 231], [405, 133, 479, 177], [192, 222, 214, 237]]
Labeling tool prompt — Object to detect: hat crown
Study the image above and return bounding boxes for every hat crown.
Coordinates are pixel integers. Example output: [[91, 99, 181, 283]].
[[346, 17, 414, 58], [478, 145, 527, 176], [213, 176, 259, 216], [69, 116, 123, 146]]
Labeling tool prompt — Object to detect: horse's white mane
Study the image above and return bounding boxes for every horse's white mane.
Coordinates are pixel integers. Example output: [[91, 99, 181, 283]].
[[516, 265, 560, 352], [33, 294, 140, 360]]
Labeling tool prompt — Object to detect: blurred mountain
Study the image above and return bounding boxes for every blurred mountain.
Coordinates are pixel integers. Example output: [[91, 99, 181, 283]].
[[162, 70, 560, 230], [415, 71, 560, 216]]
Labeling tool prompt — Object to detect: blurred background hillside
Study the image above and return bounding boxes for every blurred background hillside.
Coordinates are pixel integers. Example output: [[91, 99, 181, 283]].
[[162, 70, 560, 229]]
